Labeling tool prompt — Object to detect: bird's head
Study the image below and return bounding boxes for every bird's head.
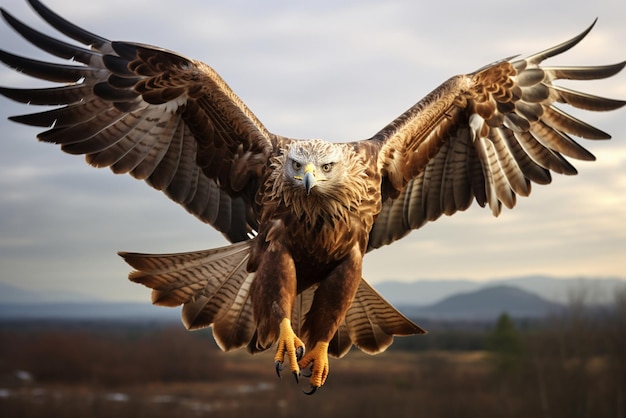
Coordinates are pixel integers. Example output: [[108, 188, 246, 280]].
[[284, 140, 346, 195], [266, 139, 371, 225]]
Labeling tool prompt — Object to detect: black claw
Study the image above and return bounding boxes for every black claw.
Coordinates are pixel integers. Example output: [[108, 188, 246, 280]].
[[303, 385, 318, 395], [275, 361, 283, 378], [293, 371, 299, 384], [296, 346, 304, 361]]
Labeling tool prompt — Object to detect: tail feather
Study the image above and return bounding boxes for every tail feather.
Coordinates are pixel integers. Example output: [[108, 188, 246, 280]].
[[119, 241, 256, 351], [340, 278, 426, 357], [120, 242, 425, 356], [211, 272, 256, 351], [329, 321, 353, 358], [294, 278, 426, 358]]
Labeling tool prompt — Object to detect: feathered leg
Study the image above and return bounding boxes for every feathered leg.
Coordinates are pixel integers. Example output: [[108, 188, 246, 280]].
[[249, 241, 304, 380], [298, 245, 362, 393]]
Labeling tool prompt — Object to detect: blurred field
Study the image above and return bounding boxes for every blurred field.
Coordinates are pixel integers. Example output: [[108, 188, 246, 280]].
[[1, 293, 625, 418], [0, 351, 489, 416]]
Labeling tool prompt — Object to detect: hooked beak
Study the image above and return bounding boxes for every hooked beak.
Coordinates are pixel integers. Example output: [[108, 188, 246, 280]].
[[302, 163, 316, 195]]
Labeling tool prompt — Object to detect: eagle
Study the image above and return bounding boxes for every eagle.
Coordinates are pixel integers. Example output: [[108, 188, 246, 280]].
[[1, 0, 624, 393]]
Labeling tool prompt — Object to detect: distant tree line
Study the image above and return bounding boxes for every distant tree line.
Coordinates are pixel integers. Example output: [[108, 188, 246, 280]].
[[0, 287, 624, 418]]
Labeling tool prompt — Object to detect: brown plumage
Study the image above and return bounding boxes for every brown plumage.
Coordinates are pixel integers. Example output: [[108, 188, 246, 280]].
[[1, 0, 624, 392]]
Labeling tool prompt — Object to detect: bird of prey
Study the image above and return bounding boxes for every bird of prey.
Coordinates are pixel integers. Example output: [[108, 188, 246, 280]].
[[1, 0, 624, 393]]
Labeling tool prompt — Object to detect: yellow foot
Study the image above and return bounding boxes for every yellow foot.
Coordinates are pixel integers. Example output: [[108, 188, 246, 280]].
[[298, 341, 329, 394], [274, 318, 305, 382]]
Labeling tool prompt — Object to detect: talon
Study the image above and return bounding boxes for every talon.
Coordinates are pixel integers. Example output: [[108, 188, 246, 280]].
[[293, 371, 299, 384], [273, 318, 305, 379], [275, 361, 283, 378], [298, 341, 330, 390], [303, 386, 318, 395]]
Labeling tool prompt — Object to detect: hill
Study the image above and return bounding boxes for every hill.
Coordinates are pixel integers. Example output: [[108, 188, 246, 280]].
[[400, 285, 563, 320], [376, 275, 626, 306]]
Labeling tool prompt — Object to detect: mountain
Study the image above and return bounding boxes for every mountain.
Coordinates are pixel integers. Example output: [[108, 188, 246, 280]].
[[374, 280, 478, 306], [401, 285, 563, 320], [376, 275, 626, 306], [497, 276, 626, 304]]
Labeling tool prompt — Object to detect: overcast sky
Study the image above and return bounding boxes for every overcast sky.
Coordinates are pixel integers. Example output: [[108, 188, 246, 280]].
[[0, 0, 625, 302]]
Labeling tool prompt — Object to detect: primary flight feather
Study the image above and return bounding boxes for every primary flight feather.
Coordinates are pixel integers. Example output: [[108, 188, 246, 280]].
[[1, 0, 624, 393]]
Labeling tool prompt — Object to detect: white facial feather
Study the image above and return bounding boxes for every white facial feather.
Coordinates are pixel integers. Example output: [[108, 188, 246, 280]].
[[285, 140, 346, 187]]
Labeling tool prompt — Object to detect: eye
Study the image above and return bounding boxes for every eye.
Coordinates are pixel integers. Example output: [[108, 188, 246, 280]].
[[292, 160, 302, 171], [321, 163, 333, 173]]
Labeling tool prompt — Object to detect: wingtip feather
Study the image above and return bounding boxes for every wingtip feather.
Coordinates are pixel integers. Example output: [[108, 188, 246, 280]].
[[526, 19, 598, 64]]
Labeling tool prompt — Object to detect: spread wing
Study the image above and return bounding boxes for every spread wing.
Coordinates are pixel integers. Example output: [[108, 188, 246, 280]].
[[366, 21, 625, 250], [0, 0, 276, 242]]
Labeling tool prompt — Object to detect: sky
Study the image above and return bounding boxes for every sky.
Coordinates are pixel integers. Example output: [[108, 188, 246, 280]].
[[0, 0, 625, 302]]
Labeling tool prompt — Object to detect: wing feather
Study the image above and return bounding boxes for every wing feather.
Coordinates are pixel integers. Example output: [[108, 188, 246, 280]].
[[540, 105, 610, 140], [366, 22, 624, 250], [551, 84, 624, 111], [0, 0, 277, 243]]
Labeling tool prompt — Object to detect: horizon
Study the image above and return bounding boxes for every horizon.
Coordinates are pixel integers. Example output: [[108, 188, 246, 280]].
[[2, 274, 624, 305]]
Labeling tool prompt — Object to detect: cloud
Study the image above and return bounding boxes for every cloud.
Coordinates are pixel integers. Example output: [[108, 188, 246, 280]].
[[0, 0, 624, 301]]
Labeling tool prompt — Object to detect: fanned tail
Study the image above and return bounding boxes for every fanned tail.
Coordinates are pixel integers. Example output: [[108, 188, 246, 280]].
[[293, 278, 426, 358], [120, 243, 425, 357], [119, 241, 256, 352]]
